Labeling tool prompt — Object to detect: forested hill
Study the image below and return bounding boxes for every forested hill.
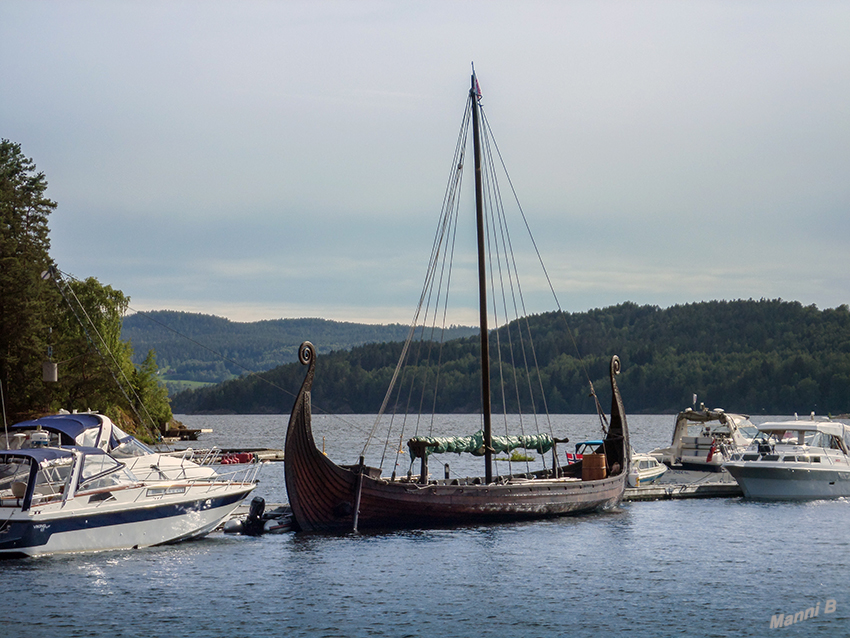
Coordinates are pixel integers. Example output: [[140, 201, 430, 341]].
[[169, 299, 850, 416], [122, 311, 477, 386]]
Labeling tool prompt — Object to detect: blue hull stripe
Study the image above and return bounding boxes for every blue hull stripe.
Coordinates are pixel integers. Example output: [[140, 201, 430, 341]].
[[0, 489, 249, 553]]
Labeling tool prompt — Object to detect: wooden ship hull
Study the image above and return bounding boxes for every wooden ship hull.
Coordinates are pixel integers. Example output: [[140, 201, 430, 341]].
[[284, 343, 629, 532]]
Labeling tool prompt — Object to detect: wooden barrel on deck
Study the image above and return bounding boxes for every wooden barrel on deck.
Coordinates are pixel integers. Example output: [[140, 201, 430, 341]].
[[581, 454, 607, 481]]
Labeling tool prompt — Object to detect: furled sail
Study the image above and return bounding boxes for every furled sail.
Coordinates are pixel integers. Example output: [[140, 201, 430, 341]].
[[407, 430, 554, 460]]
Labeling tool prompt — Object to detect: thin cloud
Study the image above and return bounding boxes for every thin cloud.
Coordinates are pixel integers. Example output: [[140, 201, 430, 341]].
[[3, 1, 849, 323]]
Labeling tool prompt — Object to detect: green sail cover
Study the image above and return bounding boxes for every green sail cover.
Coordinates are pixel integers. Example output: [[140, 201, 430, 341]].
[[407, 430, 554, 460]]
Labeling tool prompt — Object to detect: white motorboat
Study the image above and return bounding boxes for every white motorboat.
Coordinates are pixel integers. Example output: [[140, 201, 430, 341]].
[[649, 407, 757, 471], [6, 411, 222, 482], [565, 442, 663, 488], [0, 445, 257, 557], [628, 452, 668, 487], [723, 419, 850, 500]]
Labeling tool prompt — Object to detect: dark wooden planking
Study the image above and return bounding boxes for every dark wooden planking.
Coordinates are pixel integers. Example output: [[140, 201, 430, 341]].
[[284, 343, 629, 533]]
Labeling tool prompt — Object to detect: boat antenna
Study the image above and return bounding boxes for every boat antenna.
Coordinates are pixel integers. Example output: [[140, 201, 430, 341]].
[[470, 67, 493, 483]]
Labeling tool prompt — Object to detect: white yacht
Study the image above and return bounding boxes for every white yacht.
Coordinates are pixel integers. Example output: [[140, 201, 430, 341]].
[[6, 412, 221, 482], [649, 407, 757, 471], [723, 419, 850, 500], [0, 445, 258, 557]]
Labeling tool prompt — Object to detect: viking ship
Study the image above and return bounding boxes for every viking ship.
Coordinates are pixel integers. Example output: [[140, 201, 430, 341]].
[[284, 71, 630, 532]]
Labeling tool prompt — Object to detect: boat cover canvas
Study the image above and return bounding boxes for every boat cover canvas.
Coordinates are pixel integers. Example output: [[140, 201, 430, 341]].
[[407, 430, 554, 459], [12, 414, 104, 443], [758, 421, 850, 438], [0, 447, 77, 464], [0, 446, 106, 464]]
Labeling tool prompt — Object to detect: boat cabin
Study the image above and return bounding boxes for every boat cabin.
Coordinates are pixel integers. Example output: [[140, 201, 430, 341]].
[[0, 447, 137, 512], [728, 421, 850, 464], [6, 412, 155, 459]]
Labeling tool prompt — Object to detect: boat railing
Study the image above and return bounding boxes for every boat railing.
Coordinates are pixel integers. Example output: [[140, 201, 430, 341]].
[[188, 460, 263, 492], [161, 447, 223, 465], [217, 460, 262, 486], [128, 461, 261, 503], [196, 447, 223, 465]]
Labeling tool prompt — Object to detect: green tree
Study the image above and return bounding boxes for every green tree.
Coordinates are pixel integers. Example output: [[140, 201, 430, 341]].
[[132, 350, 171, 429], [0, 139, 60, 420], [0, 140, 172, 434], [50, 275, 173, 436], [51, 276, 133, 413]]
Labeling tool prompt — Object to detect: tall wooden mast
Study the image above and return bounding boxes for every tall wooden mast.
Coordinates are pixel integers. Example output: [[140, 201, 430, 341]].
[[281, 71, 631, 534], [470, 70, 493, 484]]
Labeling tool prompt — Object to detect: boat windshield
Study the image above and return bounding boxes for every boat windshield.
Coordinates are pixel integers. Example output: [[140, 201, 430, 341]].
[[738, 425, 758, 439], [111, 436, 155, 458], [686, 422, 730, 437], [78, 454, 136, 492], [79, 427, 100, 448], [806, 430, 847, 450], [35, 457, 73, 497], [0, 455, 75, 503], [755, 429, 839, 448], [0, 458, 32, 499]]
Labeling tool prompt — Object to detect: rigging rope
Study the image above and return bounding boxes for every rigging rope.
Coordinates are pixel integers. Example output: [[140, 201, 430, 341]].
[[370, 87, 614, 476], [481, 110, 611, 435], [368, 87, 607, 474], [482, 104, 554, 471], [54, 270, 372, 438], [368, 94, 473, 463], [1, 380, 8, 450], [50, 268, 160, 442]]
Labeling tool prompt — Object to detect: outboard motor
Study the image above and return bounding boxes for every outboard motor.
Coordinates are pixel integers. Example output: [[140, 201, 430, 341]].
[[223, 496, 294, 535], [243, 496, 266, 536]]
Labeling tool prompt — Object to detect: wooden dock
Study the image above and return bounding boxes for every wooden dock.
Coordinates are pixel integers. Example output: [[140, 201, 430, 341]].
[[249, 449, 284, 461], [623, 467, 742, 501]]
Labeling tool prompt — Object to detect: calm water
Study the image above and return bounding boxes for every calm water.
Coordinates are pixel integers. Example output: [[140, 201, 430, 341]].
[[4, 414, 849, 637]]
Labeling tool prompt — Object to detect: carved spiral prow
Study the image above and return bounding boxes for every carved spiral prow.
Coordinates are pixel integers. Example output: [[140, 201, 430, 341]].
[[607, 354, 630, 476], [299, 341, 315, 366], [294, 341, 316, 397], [285, 341, 321, 532], [610, 354, 621, 377]]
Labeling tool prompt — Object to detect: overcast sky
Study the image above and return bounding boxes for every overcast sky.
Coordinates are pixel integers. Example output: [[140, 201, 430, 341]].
[[3, 1, 849, 326]]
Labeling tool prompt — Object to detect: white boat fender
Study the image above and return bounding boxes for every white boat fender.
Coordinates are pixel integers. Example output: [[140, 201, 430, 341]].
[[628, 466, 640, 488]]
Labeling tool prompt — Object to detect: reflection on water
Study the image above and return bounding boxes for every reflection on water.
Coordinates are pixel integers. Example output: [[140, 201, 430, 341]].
[[6, 497, 848, 637], [5, 414, 848, 637]]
